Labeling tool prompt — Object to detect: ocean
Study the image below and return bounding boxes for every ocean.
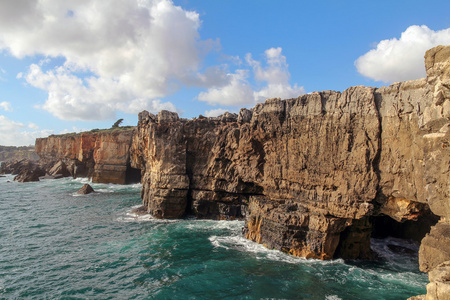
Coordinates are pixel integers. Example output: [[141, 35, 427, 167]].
[[0, 175, 427, 299]]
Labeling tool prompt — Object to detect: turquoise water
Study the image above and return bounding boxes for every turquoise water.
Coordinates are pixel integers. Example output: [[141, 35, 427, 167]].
[[0, 175, 427, 299]]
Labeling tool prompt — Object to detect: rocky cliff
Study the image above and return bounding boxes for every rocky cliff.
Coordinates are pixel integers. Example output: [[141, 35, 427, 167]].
[[30, 45, 450, 298], [131, 46, 449, 265], [0, 145, 39, 161], [35, 128, 140, 184]]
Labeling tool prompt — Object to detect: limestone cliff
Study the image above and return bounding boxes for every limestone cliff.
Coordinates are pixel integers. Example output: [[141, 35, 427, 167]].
[[30, 45, 450, 297], [35, 128, 140, 184], [131, 46, 449, 263]]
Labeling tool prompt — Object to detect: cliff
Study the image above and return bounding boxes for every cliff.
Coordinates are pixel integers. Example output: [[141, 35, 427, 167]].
[[35, 128, 140, 184], [31, 46, 450, 298], [0, 145, 38, 161], [131, 46, 449, 265]]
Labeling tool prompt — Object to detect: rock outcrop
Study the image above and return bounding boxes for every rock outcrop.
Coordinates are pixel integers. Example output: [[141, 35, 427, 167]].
[[22, 45, 450, 296], [77, 184, 94, 195], [130, 45, 449, 263], [0, 159, 46, 182], [35, 128, 140, 184]]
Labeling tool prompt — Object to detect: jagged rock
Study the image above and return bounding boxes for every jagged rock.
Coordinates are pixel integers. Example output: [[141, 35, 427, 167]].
[[379, 197, 426, 222], [48, 160, 70, 177], [32, 46, 450, 264], [419, 220, 450, 273], [13, 162, 45, 182], [129, 45, 450, 261], [220, 112, 238, 122], [420, 261, 450, 300], [157, 110, 179, 123], [77, 184, 94, 194], [1, 159, 45, 182], [237, 108, 252, 123]]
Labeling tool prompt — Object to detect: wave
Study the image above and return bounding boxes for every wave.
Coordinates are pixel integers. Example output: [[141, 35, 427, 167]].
[[116, 205, 178, 223]]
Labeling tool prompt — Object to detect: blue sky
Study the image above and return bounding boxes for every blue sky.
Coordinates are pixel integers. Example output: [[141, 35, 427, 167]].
[[0, 0, 450, 146]]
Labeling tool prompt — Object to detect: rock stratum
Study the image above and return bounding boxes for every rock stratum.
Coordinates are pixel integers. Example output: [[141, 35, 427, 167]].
[[34, 128, 140, 184], [22, 46, 450, 298]]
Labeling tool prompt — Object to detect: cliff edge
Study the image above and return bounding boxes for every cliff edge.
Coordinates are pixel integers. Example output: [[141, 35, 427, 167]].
[[131, 46, 449, 266]]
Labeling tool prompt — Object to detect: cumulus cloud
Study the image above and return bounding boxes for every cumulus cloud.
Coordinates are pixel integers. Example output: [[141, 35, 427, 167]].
[[0, 0, 218, 120], [0, 115, 53, 146], [198, 47, 305, 106], [0, 101, 12, 111], [198, 70, 254, 106], [204, 108, 233, 117], [355, 25, 450, 83]]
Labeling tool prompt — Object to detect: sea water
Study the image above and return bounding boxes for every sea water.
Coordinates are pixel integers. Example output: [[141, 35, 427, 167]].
[[0, 175, 427, 299]]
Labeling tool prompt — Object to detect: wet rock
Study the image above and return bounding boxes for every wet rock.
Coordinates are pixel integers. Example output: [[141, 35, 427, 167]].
[[77, 184, 94, 195], [2, 159, 46, 182], [48, 160, 70, 177]]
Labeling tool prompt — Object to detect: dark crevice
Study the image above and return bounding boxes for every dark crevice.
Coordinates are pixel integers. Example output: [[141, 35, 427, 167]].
[[371, 211, 439, 242], [125, 164, 141, 184]]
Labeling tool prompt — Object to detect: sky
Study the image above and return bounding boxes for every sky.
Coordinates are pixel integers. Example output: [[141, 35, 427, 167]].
[[0, 0, 450, 146]]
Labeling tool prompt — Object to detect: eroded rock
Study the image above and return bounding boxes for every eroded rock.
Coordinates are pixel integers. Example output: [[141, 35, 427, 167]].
[[77, 184, 94, 195]]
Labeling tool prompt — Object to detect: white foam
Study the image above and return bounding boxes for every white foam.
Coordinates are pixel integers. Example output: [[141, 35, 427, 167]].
[[72, 177, 92, 184], [184, 220, 243, 232], [207, 231, 344, 266], [116, 206, 179, 223], [325, 295, 342, 300]]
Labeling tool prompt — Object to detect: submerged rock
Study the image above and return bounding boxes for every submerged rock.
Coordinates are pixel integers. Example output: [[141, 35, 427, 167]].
[[77, 184, 94, 195]]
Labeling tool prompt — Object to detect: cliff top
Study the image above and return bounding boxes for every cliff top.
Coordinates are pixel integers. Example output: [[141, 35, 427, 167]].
[[46, 126, 136, 139]]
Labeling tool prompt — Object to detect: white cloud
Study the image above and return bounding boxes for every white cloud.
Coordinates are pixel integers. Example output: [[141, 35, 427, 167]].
[[198, 47, 305, 106], [0, 0, 217, 120], [204, 108, 232, 117], [198, 70, 254, 106], [0, 101, 12, 112], [0, 115, 53, 146], [355, 25, 450, 83]]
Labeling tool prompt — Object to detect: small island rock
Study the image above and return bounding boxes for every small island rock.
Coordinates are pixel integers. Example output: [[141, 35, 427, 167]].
[[77, 184, 94, 195]]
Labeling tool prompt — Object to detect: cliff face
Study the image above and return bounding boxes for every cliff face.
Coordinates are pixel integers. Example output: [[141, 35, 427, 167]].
[[35, 128, 139, 184], [0, 146, 39, 161], [131, 46, 449, 263], [30, 45, 450, 298]]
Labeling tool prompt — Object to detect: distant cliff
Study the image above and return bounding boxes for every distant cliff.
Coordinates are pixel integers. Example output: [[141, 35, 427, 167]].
[[0, 145, 38, 161], [35, 127, 140, 184]]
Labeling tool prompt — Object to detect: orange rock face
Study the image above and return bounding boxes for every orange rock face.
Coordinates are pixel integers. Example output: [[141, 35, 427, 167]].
[[36, 129, 136, 184]]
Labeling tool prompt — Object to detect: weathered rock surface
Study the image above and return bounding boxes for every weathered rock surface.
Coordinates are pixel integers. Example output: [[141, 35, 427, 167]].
[[35, 128, 139, 184], [77, 184, 94, 195], [1, 159, 46, 182], [411, 260, 450, 300], [129, 46, 449, 262], [0, 145, 38, 161], [27, 45, 449, 272]]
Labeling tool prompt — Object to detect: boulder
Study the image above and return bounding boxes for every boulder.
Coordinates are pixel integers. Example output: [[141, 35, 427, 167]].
[[77, 184, 94, 195], [48, 160, 70, 177]]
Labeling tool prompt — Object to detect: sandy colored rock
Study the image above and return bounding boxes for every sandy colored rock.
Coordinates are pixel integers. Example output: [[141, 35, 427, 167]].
[[36, 128, 137, 184], [130, 46, 450, 260]]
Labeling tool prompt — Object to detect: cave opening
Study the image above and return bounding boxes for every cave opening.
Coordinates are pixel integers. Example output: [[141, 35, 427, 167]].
[[371, 211, 439, 242], [333, 209, 439, 260], [125, 165, 141, 184]]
